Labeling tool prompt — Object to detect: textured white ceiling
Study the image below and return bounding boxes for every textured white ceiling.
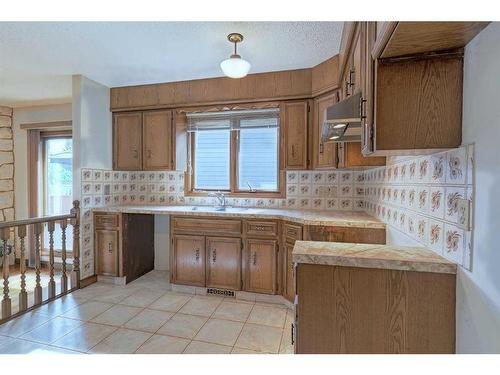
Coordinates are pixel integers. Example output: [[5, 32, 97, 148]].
[[0, 22, 343, 107]]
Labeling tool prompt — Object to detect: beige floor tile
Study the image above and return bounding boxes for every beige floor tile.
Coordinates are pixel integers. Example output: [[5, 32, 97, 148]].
[[20, 317, 83, 344], [247, 304, 287, 328], [0, 338, 80, 354], [0, 334, 17, 351], [0, 311, 51, 337], [89, 328, 152, 354], [157, 313, 207, 339], [235, 323, 283, 353], [119, 290, 165, 308], [279, 324, 294, 354], [35, 295, 87, 317], [60, 301, 114, 321], [90, 304, 142, 326], [52, 322, 117, 352], [194, 318, 243, 346], [231, 347, 265, 354], [124, 309, 173, 333], [136, 334, 190, 354], [149, 292, 191, 313], [178, 295, 223, 317], [91, 287, 135, 304], [183, 340, 232, 354], [213, 301, 253, 322]]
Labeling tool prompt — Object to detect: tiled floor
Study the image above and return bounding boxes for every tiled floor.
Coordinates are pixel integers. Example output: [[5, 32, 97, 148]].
[[0, 271, 294, 354]]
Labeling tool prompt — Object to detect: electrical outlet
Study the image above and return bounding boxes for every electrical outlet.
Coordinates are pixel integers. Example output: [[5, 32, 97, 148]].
[[457, 198, 471, 230]]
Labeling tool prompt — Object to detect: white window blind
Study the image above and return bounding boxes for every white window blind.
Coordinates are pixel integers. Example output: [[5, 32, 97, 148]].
[[188, 108, 279, 192]]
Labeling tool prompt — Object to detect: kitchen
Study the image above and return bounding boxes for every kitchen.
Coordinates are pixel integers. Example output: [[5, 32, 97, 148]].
[[0, 1, 499, 368]]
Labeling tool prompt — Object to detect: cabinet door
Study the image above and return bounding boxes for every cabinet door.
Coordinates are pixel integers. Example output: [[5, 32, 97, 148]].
[[206, 237, 241, 290], [113, 112, 142, 170], [312, 92, 338, 169], [172, 235, 205, 286], [96, 229, 119, 276], [284, 242, 295, 302], [282, 101, 309, 169], [245, 239, 277, 294], [143, 110, 174, 170]]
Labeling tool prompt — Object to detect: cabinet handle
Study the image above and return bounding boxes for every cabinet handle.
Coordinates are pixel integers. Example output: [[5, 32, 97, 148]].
[[291, 323, 295, 345], [132, 150, 138, 159], [212, 248, 217, 263], [147, 150, 152, 158], [319, 142, 324, 154], [194, 248, 200, 262], [291, 144, 295, 158], [108, 242, 113, 253], [252, 252, 257, 266], [359, 96, 367, 120]]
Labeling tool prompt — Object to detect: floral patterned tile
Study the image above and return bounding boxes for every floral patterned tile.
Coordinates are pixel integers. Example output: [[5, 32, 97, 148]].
[[446, 146, 467, 185]]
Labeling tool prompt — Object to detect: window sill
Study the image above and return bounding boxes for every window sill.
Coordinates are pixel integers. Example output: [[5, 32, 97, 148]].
[[184, 190, 285, 199]]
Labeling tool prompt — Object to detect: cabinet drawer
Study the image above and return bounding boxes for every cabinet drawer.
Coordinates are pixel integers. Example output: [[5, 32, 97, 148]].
[[245, 220, 278, 237], [172, 216, 241, 236], [283, 223, 302, 241], [94, 213, 120, 229]]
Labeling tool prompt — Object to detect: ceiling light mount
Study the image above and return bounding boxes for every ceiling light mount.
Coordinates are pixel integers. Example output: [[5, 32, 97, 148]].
[[220, 32, 251, 79]]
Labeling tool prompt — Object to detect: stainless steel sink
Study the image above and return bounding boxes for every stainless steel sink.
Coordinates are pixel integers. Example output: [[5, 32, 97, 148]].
[[189, 206, 247, 212]]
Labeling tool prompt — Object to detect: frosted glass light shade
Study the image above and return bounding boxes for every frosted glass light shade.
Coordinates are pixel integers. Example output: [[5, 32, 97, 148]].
[[220, 56, 251, 78]]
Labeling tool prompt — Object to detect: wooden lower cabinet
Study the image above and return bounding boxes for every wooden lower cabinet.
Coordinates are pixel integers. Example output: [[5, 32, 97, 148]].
[[244, 239, 277, 294], [206, 237, 242, 290], [172, 234, 206, 286], [95, 229, 119, 276], [295, 264, 455, 353], [284, 242, 295, 301], [94, 212, 154, 283]]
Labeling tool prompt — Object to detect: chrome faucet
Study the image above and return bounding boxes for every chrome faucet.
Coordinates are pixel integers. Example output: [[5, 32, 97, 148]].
[[208, 191, 226, 211]]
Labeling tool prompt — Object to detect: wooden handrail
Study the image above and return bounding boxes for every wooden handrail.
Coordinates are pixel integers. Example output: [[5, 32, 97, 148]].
[[0, 213, 76, 229], [1, 200, 80, 322]]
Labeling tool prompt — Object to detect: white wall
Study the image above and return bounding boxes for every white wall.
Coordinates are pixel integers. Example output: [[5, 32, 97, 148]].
[[456, 22, 500, 353], [12, 103, 72, 219], [72, 75, 112, 199]]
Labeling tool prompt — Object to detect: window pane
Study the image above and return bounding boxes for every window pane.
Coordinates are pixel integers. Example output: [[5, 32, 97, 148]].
[[238, 127, 278, 191], [43, 137, 73, 251], [194, 130, 230, 190]]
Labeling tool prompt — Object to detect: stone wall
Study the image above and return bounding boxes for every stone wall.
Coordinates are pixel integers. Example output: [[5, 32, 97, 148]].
[[0, 106, 15, 223]]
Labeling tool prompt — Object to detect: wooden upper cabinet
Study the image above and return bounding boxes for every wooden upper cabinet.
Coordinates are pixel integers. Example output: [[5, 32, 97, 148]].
[[312, 92, 338, 169], [172, 234, 205, 286], [113, 110, 175, 171], [244, 238, 277, 294], [113, 112, 142, 170], [143, 110, 174, 170], [206, 237, 241, 290], [281, 101, 309, 170]]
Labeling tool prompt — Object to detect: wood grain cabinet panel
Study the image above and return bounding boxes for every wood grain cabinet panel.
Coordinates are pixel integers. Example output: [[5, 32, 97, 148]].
[[172, 234, 206, 286], [296, 264, 456, 353], [244, 239, 277, 294], [312, 92, 338, 169], [281, 101, 309, 169], [284, 242, 295, 302], [244, 220, 278, 238], [113, 112, 142, 170], [206, 237, 242, 290], [142, 110, 173, 170], [95, 229, 119, 276]]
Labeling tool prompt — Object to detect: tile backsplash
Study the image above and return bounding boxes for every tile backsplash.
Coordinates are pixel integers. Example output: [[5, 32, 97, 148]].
[[80, 144, 475, 277], [362, 145, 474, 269], [80, 169, 365, 212]]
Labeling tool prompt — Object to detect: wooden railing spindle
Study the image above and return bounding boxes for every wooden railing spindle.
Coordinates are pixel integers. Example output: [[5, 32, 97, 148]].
[[1, 228, 11, 319], [60, 219, 68, 293], [18, 225, 28, 311], [33, 222, 43, 305], [71, 201, 81, 289], [47, 220, 56, 299]]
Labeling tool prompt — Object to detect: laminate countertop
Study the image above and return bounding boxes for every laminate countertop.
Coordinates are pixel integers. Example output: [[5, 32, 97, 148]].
[[292, 241, 457, 274], [94, 205, 385, 228]]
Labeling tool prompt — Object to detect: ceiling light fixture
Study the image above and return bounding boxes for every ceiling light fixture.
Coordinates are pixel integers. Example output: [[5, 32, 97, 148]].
[[220, 33, 251, 79]]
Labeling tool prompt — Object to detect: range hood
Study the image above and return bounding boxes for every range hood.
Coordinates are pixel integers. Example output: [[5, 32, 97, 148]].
[[321, 92, 362, 143]]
